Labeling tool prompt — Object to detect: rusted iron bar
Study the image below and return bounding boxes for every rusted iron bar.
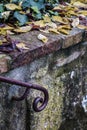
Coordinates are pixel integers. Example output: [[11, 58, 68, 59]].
[[0, 76, 49, 112]]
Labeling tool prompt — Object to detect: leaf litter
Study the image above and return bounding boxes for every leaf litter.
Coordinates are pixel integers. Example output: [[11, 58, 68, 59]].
[[0, 0, 87, 52]]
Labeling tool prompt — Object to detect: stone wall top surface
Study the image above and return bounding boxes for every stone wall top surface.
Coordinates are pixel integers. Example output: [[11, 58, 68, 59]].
[[0, 28, 87, 74]]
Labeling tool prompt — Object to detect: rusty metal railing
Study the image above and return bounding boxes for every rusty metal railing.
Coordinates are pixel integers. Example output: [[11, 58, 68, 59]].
[[0, 76, 49, 112]]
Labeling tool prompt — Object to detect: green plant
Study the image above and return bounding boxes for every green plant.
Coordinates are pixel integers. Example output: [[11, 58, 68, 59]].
[[0, 0, 59, 25]]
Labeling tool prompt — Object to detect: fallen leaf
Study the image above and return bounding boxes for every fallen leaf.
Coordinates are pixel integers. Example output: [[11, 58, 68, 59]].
[[0, 28, 7, 35], [0, 40, 3, 45], [72, 18, 79, 28], [38, 34, 48, 43], [16, 43, 29, 49], [72, 1, 87, 8], [77, 24, 87, 29], [2, 25, 14, 30], [5, 4, 21, 11], [33, 20, 45, 27], [58, 28, 69, 35], [14, 26, 32, 33], [57, 25, 71, 30], [6, 30, 14, 35], [40, 29, 49, 33], [53, 6, 62, 11], [52, 16, 68, 24], [43, 14, 51, 23], [71, 0, 87, 4], [67, 10, 78, 16], [49, 28, 59, 34], [46, 22, 57, 28], [78, 11, 87, 16], [1, 11, 11, 19]]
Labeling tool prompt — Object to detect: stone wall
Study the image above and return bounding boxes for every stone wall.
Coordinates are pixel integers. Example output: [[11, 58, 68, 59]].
[[0, 40, 87, 130]]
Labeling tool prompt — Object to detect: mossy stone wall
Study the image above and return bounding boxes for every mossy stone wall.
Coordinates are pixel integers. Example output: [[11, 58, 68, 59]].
[[0, 41, 87, 130]]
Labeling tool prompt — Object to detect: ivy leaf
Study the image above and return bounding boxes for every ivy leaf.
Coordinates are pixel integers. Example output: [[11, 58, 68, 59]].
[[31, 6, 40, 13], [35, 12, 42, 19], [22, 0, 45, 10], [0, 4, 4, 13], [14, 11, 28, 25], [22, 0, 31, 9]]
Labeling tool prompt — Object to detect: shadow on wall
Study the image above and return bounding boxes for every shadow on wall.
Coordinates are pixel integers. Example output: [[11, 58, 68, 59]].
[[58, 104, 87, 130], [58, 70, 87, 130]]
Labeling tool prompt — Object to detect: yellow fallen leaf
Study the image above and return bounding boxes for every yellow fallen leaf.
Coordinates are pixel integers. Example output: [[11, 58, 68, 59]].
[[19, 11, 26, 14], [64, 5, 78, 11], [71, 0, 87, 4], [52, 16, 68, 24], [73, 1, 87, 8], [14, 26, 32, 33], [7, 30, 14, 35], [63, 17, 69, 24], [16, 43, 29, 49], [72, 18, 79, 28], [0, 26, 13, 35], [53, 6, 62, 11], [67, 10, 78, 16], [33, 20, 45, 27], [78, 11, 87, 16], [49, 28, 59, 34], [46, 22, 57, 28], [43, 14, 51, 23], [3, 25, 14, 30], [0, 28, 7, 35], [57, 25, 71, 30], [58, 29, 69, 35], [0, 40, 3, 45], [5, 4, 21, 10], [77, 24, 87, 30], [38, 34, 48, 43], [40, 29, 49, 33]]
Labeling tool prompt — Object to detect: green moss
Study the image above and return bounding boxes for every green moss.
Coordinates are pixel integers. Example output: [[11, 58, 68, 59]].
[[29, 71, 64, 130]]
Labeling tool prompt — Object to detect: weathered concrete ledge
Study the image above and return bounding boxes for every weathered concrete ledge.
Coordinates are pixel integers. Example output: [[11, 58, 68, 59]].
[[0, 28, 87, 74]]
